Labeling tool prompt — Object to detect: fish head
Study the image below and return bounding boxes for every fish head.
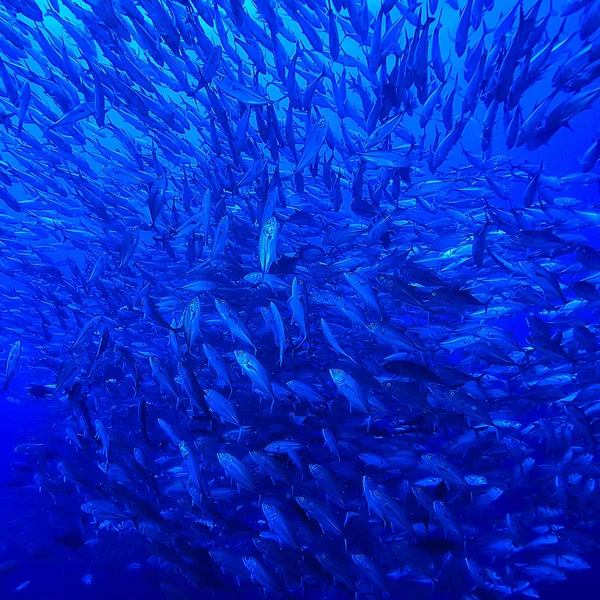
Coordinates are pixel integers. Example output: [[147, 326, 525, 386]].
[[309, 464, 323, 478], [412, 485, 425, 500], [351, 553, 366, 567], [469, 475, 487, 486], [333, 294, 346, 308], [244, 272, 263, 285], [242, 556, 257, 571], [487, 487, 504, 501], [295, 495, 310, 509], [235, 349, 250, 366], [366, 321, 380, 333], [215, 298, 230, 314], [217, 452, 231, 467], [421, 453, 438, 466], [329, 368, 347, 385], [252, 537, 267, 551], [292, 277, 306, 294], [177, 359, 188, 377], [362, 475, 375, 492], [262, 217, 277, 235], [187, 296, 200, 313], [261, 502, 277, 520], [249, 449, 262, 463], [208, 549, 223, 562], [179, 441, 189, 457]]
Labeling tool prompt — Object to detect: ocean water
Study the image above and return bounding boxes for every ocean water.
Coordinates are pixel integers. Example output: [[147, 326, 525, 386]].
[[1, 0, 600, 598]]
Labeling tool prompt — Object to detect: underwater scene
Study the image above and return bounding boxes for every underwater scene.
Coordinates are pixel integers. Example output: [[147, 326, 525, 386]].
[[1, 0, 600, 598]]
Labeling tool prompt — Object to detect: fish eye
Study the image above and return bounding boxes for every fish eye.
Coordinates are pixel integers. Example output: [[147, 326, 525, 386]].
[[369, 322, 375, 327], [450, 391, 455, 397], [374, 490, 380, 496], [415, 486, 422, 492], [379, 275, 385, 280], [239, 350, 244, 355], [264, 504, 271, 509], [385, 382, 391, 387], [438, 501, 444, 507], [319, 121, 324, 128], [426, 454, 432, 460], [299, 279, 303, 284], [299, 496, 305, 501], [220, 299, 225, 304], [432, 292, 436, 296]]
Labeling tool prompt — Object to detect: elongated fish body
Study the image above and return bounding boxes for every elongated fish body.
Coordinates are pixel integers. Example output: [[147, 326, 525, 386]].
[[261, 502, 300, 550], [258, 217, 278, 275], [235, 349, 273, 400], [178, 440, 204, 491], [211, 214, 229, 261], [287, 380, 326, 406], [215, 299, 255, 350], [204, 388, 240, 426], [321, 318, 356, 363], [177, 359, 210, 416], [269, 302, 286, 366], [330, 368, 371, 415], [202, 343, 232, 393], [294, 118, 328, 175], [119, 225, 139, 270], [289, 277, 309, 347], [72, 316, 102, 351], [243, 556, 284, 596], [181, 296, 202, 351], [217, 452, 258, 493], [4, 340, 21, 389]]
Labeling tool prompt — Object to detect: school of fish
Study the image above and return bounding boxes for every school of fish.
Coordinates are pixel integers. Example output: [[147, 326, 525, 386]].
[[2, 0, 600, 597]]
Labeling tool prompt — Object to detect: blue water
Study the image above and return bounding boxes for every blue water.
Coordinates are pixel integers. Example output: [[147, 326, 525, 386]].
[[2, 0, 600, 598]]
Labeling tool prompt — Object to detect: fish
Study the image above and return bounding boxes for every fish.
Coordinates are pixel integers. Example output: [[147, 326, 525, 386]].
[[0, 1, 599, 599]]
